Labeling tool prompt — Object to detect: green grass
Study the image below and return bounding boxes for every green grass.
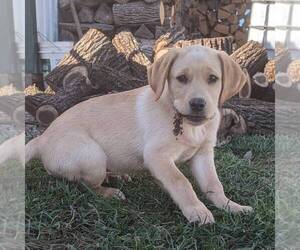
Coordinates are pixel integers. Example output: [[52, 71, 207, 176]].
[[25, 135, 274, 249], [0, 132, 25, 248]]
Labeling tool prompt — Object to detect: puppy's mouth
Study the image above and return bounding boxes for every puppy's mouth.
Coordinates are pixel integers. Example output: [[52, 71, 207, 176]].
[[182, 114, 207, 123], [180, 113, 216, 125]]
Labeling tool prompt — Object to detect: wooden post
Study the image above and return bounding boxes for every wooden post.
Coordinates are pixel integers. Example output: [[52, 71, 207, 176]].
[[25, 0, 44, 89]]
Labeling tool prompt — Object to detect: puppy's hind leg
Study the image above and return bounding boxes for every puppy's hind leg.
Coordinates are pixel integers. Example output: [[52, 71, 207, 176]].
[[43, 136, 125, 200], [78, 144, 126, 200]]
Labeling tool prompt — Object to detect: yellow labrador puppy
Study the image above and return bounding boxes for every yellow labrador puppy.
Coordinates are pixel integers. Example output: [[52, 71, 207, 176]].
[[26, 45, 252, 224]]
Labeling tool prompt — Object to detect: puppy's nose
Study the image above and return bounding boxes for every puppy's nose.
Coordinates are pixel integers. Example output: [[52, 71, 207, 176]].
[[189, 98, 206, 112]]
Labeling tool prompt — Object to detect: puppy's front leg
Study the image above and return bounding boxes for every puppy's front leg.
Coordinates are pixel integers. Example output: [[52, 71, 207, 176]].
[[144, 149, 214, 224], [191, 149, 253, 213]]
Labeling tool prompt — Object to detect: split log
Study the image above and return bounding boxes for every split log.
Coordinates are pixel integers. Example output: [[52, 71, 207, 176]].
[[113, 1, 160, 26], [78, 6, 94, 23], [112, 31, 151, 80], [230, 41, 268, 77], [214, 24, 230, 35], [139, 39, 155, 60], [46, 28, 130, 91], [223, 98, 274, 135], [134, 24, 154, 39], [94, 3, 114, 25]]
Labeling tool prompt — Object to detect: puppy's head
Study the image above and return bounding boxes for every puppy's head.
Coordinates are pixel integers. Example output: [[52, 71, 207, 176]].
[[147, 45, 247, 126]]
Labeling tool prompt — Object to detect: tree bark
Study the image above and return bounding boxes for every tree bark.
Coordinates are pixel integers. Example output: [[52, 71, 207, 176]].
[[174, 36, 235, 54], [230, 41, 268, 77], [153, 34, 235, 59], [45, 28, 130, 91], [26, 69, 146, 127], [113, 1, 160, 26], [223, 98, 274, 135]]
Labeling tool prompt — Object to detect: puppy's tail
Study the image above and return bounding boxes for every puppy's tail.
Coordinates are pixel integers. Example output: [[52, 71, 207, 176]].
[[25, 137, 40, 164]]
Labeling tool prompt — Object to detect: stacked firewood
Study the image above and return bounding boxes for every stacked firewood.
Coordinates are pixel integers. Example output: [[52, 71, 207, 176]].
[[26, 26, 276, 145], [58, 0, 251, 47]]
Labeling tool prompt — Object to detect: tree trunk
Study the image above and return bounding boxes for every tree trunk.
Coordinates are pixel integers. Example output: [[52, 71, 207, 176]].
[[112, 31, 151, 80], [112, 1, 160, 26], [45, 28, 130, 91]]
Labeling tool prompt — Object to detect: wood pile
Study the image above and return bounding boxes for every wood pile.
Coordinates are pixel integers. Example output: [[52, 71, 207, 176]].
[[26, 24, 276, 144], [58, 0, 252, 47]]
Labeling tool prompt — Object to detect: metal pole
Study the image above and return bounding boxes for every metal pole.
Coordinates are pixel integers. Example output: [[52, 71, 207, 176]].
[[25, 0, 44, 89]]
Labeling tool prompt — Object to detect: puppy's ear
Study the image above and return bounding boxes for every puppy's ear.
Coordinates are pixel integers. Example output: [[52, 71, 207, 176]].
[[147, 49, 178, 100], [218, 51, 247, 105]]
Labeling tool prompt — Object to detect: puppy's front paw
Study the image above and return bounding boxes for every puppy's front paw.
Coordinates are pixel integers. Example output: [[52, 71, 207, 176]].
[[224, 201, 253, 214], [183, 204, 215, 225]]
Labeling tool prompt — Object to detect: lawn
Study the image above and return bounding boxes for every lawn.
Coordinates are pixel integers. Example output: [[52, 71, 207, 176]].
[[25, 135, 274, 249]]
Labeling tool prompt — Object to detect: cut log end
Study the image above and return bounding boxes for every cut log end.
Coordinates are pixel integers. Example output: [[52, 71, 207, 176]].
[[36, 105, 59, 127]]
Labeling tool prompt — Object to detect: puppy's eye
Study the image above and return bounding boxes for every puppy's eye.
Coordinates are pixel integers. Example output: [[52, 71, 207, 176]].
[[208, 74, 218, 84], [176, 74, 188, 84]]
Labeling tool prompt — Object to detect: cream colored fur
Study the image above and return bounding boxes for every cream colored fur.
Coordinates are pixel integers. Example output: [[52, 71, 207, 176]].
[[0, 132, 24, 167], [26, 45, 252, 224]]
